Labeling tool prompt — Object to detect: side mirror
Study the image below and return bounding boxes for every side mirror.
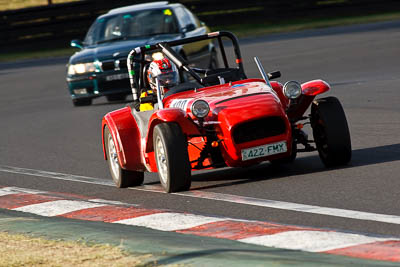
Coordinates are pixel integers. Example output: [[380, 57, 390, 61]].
[[182, 23, 196, 33], [70, 39, 83, 50]]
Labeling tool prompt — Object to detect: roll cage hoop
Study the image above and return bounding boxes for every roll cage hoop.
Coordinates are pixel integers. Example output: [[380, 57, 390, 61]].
[[127, 31, 247, 101]]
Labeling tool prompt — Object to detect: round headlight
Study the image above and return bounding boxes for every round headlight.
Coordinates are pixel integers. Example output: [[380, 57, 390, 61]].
[[283, 81, 302, 99], [191, 100, 210, 118]]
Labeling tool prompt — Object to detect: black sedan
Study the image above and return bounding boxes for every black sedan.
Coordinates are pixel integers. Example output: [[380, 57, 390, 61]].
[[66, 1, 217, 106]]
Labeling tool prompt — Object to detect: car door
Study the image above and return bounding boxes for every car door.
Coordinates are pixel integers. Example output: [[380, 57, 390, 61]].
[[173, 6, 212, 68]]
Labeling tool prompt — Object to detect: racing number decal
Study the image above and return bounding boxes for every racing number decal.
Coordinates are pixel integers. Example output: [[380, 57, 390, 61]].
[[170, 99, 191, 111]]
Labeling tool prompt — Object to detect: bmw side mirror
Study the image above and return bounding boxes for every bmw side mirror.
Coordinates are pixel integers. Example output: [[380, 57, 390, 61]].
[[182, 23, 196, 33], [70, 39, 83, 50]]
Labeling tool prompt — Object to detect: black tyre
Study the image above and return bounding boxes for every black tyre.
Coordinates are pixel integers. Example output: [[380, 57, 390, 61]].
[[72, 98, 92, 106], [104, 126, 144, 188], [311, 96, 352, 167], [153, 123, 191, 193], [106, 94, 127, 102]]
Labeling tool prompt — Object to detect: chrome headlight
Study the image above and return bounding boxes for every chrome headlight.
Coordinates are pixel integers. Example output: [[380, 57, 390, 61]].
[[283, 81, 302, 99], [68, 62, 97, 75], [191, 100, 210, 118]]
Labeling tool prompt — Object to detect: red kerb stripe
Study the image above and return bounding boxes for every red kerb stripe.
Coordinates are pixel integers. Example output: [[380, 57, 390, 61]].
[[325, 240, 400, 262], [177, 220, 319, 240], [60, 205, 164, 222], [0, 194, 61, 209]]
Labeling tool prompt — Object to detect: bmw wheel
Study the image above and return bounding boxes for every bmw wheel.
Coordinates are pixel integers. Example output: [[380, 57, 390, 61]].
[[311, 96, 352, 167], [72, 98, 92, 106], [153, 123, 191, 193], [104, 126, 144, 188]]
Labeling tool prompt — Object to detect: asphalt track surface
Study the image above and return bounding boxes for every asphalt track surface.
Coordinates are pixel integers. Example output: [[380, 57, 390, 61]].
[[1, 19, 400, 247]]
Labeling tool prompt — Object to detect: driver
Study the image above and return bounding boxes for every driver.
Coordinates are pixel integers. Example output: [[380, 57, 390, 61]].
[[139, 55, 180, 111]]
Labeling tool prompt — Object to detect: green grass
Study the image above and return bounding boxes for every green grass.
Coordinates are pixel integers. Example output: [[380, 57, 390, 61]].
[[0, 231, 154, 266], [1, 11, 400, 63]]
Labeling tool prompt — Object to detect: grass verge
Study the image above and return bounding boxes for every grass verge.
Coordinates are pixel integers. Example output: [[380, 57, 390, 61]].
[[220, 11, 400, 38], [0, 231, 154, 266], [1, 11, 400, 63]]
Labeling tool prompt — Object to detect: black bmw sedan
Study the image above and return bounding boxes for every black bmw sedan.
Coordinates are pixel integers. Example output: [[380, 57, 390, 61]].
[[66, 1, 216, 106]]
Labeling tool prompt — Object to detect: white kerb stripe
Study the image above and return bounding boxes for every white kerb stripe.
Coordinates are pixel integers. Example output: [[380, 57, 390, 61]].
[[13, 200, 106, 217], [239, 231, 396, 252], [113, 212, 225, 231], [0, 189, 19, 196]]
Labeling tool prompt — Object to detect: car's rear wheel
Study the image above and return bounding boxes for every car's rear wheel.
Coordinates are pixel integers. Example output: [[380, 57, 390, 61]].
[[311, 96, 351, 167], [72, 98, 92, 106], [153, 123, 191, 193], [106, 94, 127, 102], [104, 126, 144, 188]]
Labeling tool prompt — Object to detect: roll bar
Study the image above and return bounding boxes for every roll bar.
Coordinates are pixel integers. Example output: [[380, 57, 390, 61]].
[[127, 31, 246, 100]]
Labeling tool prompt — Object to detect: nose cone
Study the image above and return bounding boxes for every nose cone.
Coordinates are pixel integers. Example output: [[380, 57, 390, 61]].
[[213, 93, 291, 167], [215, 92, 285, 130]]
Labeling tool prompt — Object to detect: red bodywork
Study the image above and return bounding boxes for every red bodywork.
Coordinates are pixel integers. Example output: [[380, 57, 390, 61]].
[[102, 78, 330, 173]]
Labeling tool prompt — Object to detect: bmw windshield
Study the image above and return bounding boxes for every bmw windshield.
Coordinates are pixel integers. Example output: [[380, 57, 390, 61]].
[[84, 8, 179, 46]]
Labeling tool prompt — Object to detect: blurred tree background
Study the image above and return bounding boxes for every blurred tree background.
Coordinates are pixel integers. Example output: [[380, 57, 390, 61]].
[[0, 0, 80, 11]]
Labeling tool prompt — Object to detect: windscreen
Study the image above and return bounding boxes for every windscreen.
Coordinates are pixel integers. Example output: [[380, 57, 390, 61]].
[[84, 8, 179, 46]]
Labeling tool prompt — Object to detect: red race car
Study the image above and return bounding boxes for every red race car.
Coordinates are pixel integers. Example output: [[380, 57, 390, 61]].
[[102, 32, 351, 193]]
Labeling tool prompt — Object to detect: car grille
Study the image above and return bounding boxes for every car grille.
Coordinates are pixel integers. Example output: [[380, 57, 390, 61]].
[[232, 117, 286, 144], [101, 58, 128, 72]]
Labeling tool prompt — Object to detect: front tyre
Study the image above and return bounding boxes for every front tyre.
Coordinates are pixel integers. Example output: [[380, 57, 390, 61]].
[[104, 126, 144, 188], [72, 98, 92, 106], [153, 123, 191, 193], [311, 97, 352, 167]]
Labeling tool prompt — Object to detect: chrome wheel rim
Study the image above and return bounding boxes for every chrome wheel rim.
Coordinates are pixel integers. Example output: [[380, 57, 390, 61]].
[[107, 134, 119, 181], [155, 136, 168, 185]]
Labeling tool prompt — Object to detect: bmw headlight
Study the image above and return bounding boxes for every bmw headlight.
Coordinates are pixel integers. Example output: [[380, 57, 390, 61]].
[[191, 100, 210, 118], [68, 62, 97, 75], [283, 81, 302, 99]]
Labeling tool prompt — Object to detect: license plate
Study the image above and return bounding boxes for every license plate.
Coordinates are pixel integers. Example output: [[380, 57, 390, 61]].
[[241, 141, 287, 161], [105, 73, 129, 81]]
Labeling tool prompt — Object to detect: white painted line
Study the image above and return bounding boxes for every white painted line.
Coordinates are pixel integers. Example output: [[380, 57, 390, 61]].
[[88, 199, 138, 206], [13, 200, 106, 217], [0, 165, 114, 186], [239, 230, 396, 252], [2, 165, 400, 225], [175, 190, 400, 225], [0, 186, 46, 196], [113, 212, 225, 231]]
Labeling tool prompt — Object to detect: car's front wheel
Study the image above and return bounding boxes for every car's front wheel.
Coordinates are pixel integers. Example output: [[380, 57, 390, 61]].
[[104, 126, 144, 188], [311, 96, 352, 167], [153, 123, 191, 193], [72, 98, 92, 106]]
